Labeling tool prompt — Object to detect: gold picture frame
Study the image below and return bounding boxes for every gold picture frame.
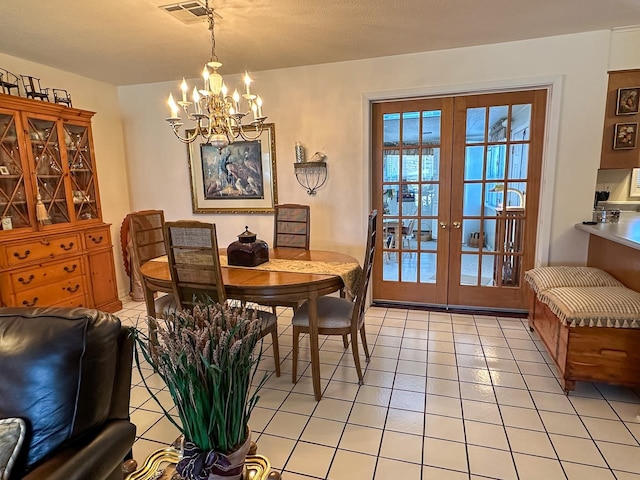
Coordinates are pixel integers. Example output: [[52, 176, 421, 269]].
[[187, 123, 278, 214]]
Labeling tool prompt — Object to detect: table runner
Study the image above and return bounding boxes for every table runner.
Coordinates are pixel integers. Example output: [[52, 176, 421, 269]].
[[219, 255, 362, 296]]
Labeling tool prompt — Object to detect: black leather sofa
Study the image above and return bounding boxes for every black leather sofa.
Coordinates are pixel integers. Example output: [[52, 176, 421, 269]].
[[0, 307, 136, 480]]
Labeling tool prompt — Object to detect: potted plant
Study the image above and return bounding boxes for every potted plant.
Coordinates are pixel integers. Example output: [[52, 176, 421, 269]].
[[132, 302, 266, 480]]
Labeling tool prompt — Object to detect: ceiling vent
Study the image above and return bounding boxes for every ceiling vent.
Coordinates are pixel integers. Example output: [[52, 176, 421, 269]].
[[160, 1, 210, 24]]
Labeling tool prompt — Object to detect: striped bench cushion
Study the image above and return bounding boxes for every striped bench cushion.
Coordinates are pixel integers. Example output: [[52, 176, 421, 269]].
[[538, 286, 640, 328], [524, 266, 623, 294]]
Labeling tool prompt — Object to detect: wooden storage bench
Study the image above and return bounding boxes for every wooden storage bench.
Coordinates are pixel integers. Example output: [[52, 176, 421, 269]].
[[526, 269, 640, 392]]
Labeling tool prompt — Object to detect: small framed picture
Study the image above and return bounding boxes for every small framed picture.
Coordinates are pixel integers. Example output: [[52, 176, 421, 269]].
[[613, 122, 638, 150], [616, 87, 640, 115], [0, 166, 10, 175]]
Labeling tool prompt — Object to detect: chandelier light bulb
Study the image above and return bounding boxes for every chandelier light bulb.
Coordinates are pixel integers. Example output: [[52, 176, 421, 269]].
[[202, 67, 210, 89], [180, 78, 188, 103], [244, 73, 252, 95], [168, 93, 179, 118], [256, 96, 263, 117]]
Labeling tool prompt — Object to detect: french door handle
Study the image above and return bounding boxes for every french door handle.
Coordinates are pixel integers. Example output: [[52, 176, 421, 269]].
[[453, 221, 461, 229], [440, 222, 448, 229]]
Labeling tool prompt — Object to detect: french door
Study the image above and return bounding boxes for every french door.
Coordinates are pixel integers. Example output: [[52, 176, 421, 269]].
[[371, 89, 547, 310]]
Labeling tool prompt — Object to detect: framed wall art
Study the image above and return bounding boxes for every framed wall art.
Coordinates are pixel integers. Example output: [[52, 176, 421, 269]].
[[613, 122, 638, 150], [187, 123, 278, 213], [616, 87, 640, 115]]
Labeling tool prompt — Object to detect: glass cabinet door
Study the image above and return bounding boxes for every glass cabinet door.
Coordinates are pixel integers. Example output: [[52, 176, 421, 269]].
[[64, 123, 99, 222], [26, 116, 70, 225], [0, 112, 33, 231]]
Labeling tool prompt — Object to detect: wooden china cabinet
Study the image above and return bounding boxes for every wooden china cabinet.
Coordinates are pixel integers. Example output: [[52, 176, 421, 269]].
[[0, 93, 122, 312]]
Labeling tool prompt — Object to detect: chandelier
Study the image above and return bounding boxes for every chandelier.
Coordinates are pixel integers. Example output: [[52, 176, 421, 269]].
[[165, 0, 266, 149]]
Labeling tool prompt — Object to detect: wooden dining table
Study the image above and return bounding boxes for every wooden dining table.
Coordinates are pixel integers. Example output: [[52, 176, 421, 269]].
[[139, 247, 360, 401]]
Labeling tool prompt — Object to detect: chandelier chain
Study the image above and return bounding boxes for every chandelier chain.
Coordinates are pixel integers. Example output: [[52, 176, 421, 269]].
[[206, 0, 218, 63]]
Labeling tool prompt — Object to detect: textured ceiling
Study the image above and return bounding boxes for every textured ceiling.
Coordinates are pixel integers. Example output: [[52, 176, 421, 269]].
[[0, 0, 639, 86]]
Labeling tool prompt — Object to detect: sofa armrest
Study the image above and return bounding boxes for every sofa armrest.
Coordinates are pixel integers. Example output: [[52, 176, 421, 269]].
[[22, 420, 136, 480], [111, 326, 134, 420]]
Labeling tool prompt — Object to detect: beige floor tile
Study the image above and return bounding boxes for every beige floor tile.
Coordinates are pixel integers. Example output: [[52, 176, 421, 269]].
[[427, 340, 455, 354], [422, 465, 469, 479], [300, 417, 345, 447], [327, 450, 376, 480], [569, 396, 618, 420], [494, 386, 536, 409], [501, 405, 545, 431], [427, 378, 461, 398], [523, 374, 564, 394], [549, 434, 608, 467], [513, 453, 565, 480], [426, 393, 463, 418], [596, 441, 640, 474], [394, 372, 427, 392], [385, 408, 423, 436], [279, 392, 317, 416], [263, 411, 309, 440], [397, 359, 428, 376], [423, 437, 468, 472], [375, 334, 402, 347], [247, 406, 276, 433], [490, 370, 527, 389], [253, 434, 296, 470], [562, 461, 617, 480], [455, 354, 488, 369], [141, 415, 181, 444], [130, 408, 162, 437], [372, 344, 401, 359], [505, 427, 556, 458], [363, 369, 396, 388], [255, 387, 290, 409], [132, 438, 166, 465], [323, 380, 360, 402], [425, 414, 465, 443], [379, 430, 423, 463], [609, 400, 640, 423], [531, 391, 575, 414], [582, 416, 638, 444], [348, 403, 388, 429], [427, 351, 457, 366], [356, 384, 392, 407], [539, 411, 590, 438], [458, 367, 493, 385], [285, 441, 335, 478], [462, 399, 502, 424], [389, 389, 425, 412], [312, 398, 353, 422], [613, 471, 640, 480], [338, 424, 383, 455], [399, 347, 428, 362], [465, 420, 509, 450], [486, 357, 520, 373], [427, 363, 459, 381], [467, 444, 517, 479], [367, 356, 398, 372], [375, 457, 422, 479], [459, 382, 497, 403]]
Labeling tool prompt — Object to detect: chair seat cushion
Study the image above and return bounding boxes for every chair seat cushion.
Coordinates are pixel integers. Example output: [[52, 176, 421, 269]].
[[292, 296, 354, 329], [252, 309, 277, 332], [0, 417, 26, 480], [524, 266, 623, 294], [538, 286, 640, 328]]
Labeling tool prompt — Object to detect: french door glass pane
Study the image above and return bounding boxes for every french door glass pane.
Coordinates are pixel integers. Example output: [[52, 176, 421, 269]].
[[464, 146, 484, 180], [422, 110, 442, 145], [420, 184, 439, 217], [421, 148, 440, 181], [383, 114, 400, 146], [383, 150, 399, 182], [463, 183, 483, 217], [485, 145, 506, 181], [402, 112, 420, 146], [511, 104, 532, 141], [466, 107, 486, 143], [419, 253, 436, 283], [460, 254, 479, 285], [508, 144, 529, 180], [402, 149, 419, 182], [488, 106, 509, 142]]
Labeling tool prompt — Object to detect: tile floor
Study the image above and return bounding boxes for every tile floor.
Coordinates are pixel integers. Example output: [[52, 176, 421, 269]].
[[116, 299, 640, 480]]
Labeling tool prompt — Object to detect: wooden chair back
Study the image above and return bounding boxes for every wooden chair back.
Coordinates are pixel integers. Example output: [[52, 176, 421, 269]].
[[20, 75, 49, 101], [129, 210, 166, 267], [0, 69, 20, 95], [352, 210, 377, 329], [164, 220, 227, 310], [273, 203, 310, 249]]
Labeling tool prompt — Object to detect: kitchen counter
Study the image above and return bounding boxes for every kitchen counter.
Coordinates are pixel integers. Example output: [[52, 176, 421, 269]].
[[575, 212, 640, 251]]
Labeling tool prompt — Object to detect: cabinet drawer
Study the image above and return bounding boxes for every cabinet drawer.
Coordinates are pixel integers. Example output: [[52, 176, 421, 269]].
[[15, 276, 85, 307], [84, 227, 111, 251], [9, 257, 84, 293], [6, 233, 81, 266], [51, 294, 88, 309]]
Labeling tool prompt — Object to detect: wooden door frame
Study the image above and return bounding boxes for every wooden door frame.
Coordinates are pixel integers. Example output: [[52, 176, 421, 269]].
[[363, 75, 563, 273]]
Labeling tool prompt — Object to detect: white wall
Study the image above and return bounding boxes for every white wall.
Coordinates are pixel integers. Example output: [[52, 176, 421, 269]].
[[0, 52, 132, 297], [118, 30, 611, 267]]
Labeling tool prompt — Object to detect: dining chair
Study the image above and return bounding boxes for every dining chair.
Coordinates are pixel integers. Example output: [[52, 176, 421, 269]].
[[273, 203, 310, 249], [129, 209, 175, 318], [20, 75, 50, 101], [291, 210, 377, 385], [264, 203, 311, 316], [0, 69, 20, 95], [164, 220, 281, 376]]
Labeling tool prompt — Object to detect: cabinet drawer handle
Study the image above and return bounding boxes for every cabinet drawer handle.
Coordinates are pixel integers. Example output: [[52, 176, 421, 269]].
[[14, 250, 31, 260], [64, 284, 80, 293], [89, 235, 103, 244], [60, 242, 74, 251], [64, 264, 77, 273], [40, 239, 50, 246], [18, 274, 35, 285], [22, 297, 38, 307]]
